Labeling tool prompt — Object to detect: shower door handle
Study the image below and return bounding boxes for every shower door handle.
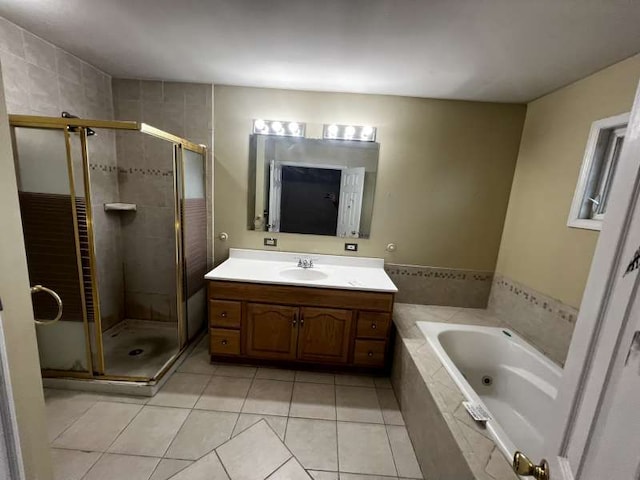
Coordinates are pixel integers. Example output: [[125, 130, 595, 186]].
[[30, 285, 63, 326]]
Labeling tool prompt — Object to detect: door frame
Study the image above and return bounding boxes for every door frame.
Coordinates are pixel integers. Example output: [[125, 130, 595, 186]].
[[548, 79, 640, 478], [0, 306, 26, 480]]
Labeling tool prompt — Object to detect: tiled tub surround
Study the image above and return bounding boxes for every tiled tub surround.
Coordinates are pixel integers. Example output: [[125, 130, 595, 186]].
[[391, 304, 518, 480], [384, 264, 493, 308], [488, 274, 578, 365], [46, 335, 424, 480]]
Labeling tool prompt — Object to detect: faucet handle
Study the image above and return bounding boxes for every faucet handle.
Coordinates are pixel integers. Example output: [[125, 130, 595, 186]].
[[296, 256, 316, 268]]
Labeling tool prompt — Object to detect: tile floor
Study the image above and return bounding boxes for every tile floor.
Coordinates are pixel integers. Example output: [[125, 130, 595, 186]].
[[46, 337, 423, 480]]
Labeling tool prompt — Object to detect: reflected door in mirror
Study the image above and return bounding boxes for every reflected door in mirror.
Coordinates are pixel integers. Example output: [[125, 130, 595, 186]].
[[249, 135, 379, 238]]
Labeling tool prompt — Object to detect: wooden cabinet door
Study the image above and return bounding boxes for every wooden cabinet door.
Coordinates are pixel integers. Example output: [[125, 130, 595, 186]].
[[297, 307, 353, 363], [245, 303, 299, 360]]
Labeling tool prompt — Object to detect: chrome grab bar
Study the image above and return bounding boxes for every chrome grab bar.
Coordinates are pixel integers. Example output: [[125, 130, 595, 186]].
[[30, 285, 63, 326]]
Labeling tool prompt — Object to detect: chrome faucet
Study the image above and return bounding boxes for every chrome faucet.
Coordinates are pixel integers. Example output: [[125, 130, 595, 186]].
[[297, 257, 314, 269]]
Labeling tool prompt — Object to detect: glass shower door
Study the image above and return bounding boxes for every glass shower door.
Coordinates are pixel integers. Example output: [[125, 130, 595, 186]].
[[180, 147, 207, 344], [11, 127, 93, 374], [98, 131, 181, 379]]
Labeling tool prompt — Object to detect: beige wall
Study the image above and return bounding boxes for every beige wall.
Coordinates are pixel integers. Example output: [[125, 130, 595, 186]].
[[214, 86, 526, 268], [0, 63, 52, 479], [495, 54, 640, 309]]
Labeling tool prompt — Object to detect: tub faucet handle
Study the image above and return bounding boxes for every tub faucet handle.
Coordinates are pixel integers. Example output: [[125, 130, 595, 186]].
[[513, 452, 549, 480]]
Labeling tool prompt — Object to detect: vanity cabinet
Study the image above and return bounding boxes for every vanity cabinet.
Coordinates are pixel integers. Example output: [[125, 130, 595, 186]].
[[296, 307, 353, 363], [207, 280, 394, 370], [246, 303, 298, 360]]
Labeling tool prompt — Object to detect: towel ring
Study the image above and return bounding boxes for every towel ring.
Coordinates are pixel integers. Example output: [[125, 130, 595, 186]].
[[30, 285, 63, 326]]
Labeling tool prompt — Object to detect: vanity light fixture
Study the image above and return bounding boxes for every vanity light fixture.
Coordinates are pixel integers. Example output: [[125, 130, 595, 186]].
[[322, 123, 376, 142], [253, 119, 305, 137]]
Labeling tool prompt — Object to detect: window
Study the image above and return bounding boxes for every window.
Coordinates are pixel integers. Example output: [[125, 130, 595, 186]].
[[568, 112, 629, 230]]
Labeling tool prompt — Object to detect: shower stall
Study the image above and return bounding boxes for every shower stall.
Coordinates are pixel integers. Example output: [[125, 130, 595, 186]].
[[9, 114, 208, 383]]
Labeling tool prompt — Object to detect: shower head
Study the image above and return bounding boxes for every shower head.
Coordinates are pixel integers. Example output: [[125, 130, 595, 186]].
[[61, 111, 96, 137]]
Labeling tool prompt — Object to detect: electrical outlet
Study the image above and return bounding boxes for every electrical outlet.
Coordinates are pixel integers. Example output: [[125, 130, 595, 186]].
[[264, 237, 277, 247], [345, 243, 358, 252]]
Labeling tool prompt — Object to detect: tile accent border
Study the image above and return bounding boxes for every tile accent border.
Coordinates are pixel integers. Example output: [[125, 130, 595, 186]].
[[391, 304, 518, 480], [89, 163, 173, 177], [385, 263, 493, 308], [89, 164, 118, 173], [488, 274, 578, 366]]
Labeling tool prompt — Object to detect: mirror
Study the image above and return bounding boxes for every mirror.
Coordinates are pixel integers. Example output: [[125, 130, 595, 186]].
[[248, 135, 379, 238]]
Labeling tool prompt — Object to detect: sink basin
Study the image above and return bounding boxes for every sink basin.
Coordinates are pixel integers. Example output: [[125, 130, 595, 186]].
[[279, 268, 329, 281]]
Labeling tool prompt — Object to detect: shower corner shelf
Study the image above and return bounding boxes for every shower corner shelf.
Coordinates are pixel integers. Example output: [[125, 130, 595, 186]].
[[104, 202, 137, 212]]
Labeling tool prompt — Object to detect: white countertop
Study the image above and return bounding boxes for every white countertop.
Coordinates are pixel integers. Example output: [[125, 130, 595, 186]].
[[205, 248, 398, 293]]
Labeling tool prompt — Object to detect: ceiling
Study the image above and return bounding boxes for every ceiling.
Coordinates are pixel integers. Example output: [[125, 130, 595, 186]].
[[1, 0, 640, 103]]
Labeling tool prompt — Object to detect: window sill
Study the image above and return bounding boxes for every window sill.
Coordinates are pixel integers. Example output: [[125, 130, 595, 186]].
[[567, 218, 602, 231]]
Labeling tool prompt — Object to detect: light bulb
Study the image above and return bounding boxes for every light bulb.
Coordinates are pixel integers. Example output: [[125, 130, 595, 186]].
[[327, 124, 338, 137], [271, 121, 283, 133], [288, 122, 300, 135], [254, 119, 265, 131], [362, 126, 373, 136], [345, 125, 355, 137]]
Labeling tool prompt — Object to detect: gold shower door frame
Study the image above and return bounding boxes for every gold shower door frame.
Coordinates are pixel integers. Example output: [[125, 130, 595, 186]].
[[9, 114, 207, 383]]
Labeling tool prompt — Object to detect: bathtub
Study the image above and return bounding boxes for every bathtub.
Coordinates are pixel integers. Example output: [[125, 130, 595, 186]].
[[417, 321, 562, 463]]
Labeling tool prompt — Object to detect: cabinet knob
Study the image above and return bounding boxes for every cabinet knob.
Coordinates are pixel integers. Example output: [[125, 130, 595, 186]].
[[368, 351, 373, 357], [220, 311, 228, 318], [371, 323, 377, 329], [221, 339, 228, 345]]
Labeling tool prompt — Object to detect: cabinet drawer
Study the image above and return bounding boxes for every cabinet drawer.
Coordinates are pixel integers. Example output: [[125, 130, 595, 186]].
[[209, 300, 241, 329], [210, 328, 241, 356], [353, 339, 386, 367], [357, 312, 391, 339]]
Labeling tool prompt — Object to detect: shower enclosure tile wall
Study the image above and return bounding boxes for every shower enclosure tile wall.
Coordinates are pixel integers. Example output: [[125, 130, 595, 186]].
[[2, 16, 210, 382], [0, 16, 124, 332], [116, 132, 177, 322], [112, 78, 213, 324], [89, 144, 124, 331], [0, 17, 112, 118], [0, 16, 213, 333]]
